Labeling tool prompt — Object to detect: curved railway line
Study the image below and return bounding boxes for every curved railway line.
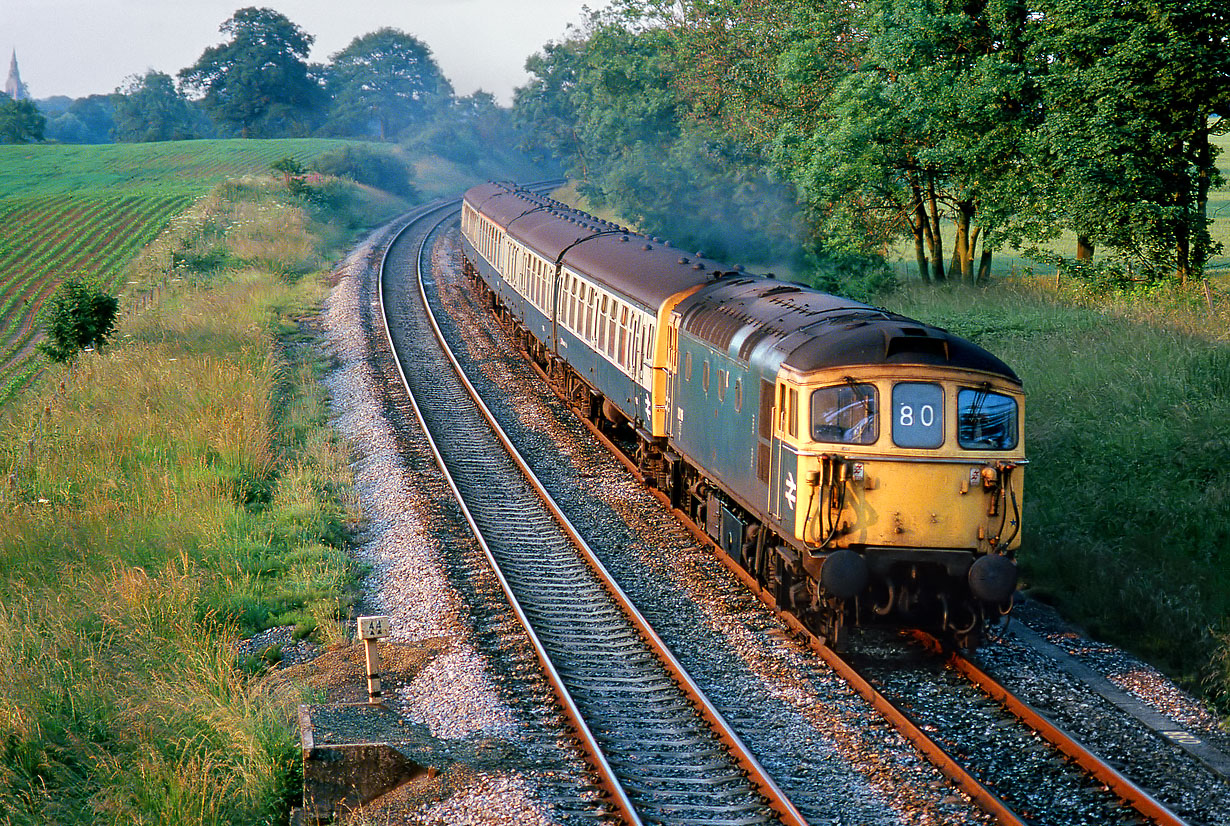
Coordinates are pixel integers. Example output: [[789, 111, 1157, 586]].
[[378, 198, 806, 826], [363, 196, 1225, 826]]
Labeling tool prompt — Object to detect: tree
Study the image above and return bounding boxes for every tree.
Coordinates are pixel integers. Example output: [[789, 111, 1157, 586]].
[[1028, 0, 1230, 283], [0, 97, 44, 143], [326, 28, 452, 140], [113, 71, 204, 142], [41, 95, 116, 144], [178, 7, 323, 137], [514, 38, 588, 168], [38, 279, 119, 363]]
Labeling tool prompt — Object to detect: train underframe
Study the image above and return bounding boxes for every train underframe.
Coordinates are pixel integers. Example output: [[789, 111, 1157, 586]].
[[463, 258, 1006, 650]]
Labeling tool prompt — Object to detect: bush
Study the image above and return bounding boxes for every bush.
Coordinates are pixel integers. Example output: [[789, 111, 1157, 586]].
[[311, 145, 417, 199], [38, 278, 119, 363], [803, 247, 897, 302]]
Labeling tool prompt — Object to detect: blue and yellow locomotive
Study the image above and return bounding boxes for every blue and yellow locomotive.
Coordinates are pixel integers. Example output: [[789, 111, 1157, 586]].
[[460, 182, 1024, 647]]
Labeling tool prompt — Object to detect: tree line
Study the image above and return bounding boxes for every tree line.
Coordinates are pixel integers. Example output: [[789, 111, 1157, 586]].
[[512, 0, 1230, 289], [3, 6, 487, 148]]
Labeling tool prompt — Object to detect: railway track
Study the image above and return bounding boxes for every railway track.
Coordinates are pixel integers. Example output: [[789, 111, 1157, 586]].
[[376, 199, 807, 826], [366, 198, 1223, 826], [560, 390, 1202, 826]]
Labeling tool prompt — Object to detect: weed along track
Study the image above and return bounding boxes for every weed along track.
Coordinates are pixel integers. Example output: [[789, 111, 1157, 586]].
[[340, 199, 1230, 826]]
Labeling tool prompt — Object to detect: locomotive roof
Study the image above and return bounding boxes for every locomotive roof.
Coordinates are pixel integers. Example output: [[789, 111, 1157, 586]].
[[465, 182, 1020, 385], [466, 182, 716, 307], [674, 278, 1021, 384]]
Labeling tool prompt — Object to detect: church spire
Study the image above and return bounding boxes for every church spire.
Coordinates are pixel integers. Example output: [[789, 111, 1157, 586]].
[[6, 50, 28, 101]]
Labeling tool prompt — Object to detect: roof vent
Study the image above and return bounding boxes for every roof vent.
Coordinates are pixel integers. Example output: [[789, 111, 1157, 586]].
[[692, 263, 705, 270], [679, 257, 690, 264], [885, 332, 949, 360], [642, 243, 653, 251]]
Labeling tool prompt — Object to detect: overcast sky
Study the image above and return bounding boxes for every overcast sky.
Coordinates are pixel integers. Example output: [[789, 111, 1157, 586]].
[[1, 0, 603, 104]]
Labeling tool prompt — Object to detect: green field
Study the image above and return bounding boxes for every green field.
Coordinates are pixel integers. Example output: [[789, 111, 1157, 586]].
[[0, 139, 362, 404]]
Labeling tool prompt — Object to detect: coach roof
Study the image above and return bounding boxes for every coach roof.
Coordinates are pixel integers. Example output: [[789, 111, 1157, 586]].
[[466, 182, 714, 308]]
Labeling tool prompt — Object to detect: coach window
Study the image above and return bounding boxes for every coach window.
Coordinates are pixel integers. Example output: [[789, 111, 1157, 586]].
[[618, 307, 629, 367], [685, 351, 692, 382], [566, 278, 577, 329], [811, 383, 878, 445], [585, 289, 596, 341], [598, 296, 609, 350], [703, 361, 710, 392], [734, 378, 743, 412], [717, 369, 727, 402], [607, 303, 619, 358]]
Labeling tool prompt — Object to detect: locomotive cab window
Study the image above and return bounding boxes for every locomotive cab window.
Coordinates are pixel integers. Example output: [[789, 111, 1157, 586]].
[[811, 383, 877, 445], [892, 382, 944, 448], [957, 388, 1018, 450]]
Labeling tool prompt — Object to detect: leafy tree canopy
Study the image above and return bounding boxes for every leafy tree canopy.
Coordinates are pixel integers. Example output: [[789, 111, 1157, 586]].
[[0, 97, 45, 144], [514, 0, 1230, 288], [113, 71, 206, 142], [326, 28, 453, 140], [178, 6, 323, 137]]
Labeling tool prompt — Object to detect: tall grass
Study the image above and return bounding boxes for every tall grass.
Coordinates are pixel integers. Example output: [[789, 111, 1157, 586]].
[[0, 175, 393, 824], [886, 279, 1230, 711]]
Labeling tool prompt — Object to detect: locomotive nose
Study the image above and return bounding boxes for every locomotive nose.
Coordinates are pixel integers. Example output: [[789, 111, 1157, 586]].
[[968, 553, 1017, 603]]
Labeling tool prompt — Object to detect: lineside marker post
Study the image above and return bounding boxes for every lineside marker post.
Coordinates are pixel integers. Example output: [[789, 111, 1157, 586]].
[[357, 615, 391, 704]]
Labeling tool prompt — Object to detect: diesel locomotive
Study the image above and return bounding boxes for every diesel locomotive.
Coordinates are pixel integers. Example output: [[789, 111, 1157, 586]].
[[459, 182, 1024, 648]]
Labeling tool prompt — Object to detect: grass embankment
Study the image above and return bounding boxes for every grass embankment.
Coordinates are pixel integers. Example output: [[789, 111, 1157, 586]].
[[886, 282, 1230, 712], [0, 174, 395, 825]]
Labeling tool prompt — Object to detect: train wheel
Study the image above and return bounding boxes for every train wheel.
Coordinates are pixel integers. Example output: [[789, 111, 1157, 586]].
[[814, 601, 849, 651]]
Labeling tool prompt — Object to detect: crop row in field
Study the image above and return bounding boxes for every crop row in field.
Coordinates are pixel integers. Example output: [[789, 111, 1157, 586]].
[[0, 139, 361, 405], [0, 194, 192, 400]]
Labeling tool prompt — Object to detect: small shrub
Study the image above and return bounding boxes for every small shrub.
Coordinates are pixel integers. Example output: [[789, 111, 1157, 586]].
[[37, 278, 119, 363], [312, 145, 417, 199]]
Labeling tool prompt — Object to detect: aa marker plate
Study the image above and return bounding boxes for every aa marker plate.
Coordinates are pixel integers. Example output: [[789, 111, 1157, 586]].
[[358, 615, 391, 640]]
